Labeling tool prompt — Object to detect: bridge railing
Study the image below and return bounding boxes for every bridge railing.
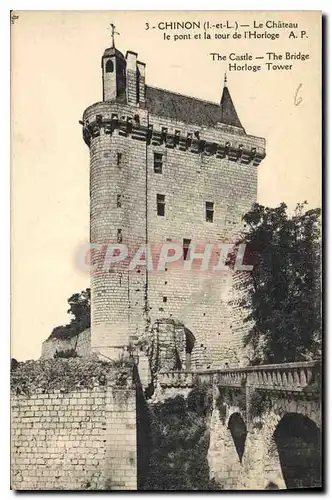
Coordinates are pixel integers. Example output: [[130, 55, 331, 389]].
[[158, 360, 321, 393], [158, 371, 195, 388]]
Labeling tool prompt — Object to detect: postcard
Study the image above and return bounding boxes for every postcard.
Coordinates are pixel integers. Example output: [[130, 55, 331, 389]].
[[11, 11, 322, 490]]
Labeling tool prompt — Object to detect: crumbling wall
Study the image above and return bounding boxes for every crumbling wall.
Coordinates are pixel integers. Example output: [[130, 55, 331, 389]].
[[41, 329, 91, 359], [147, 319, 187, 386]]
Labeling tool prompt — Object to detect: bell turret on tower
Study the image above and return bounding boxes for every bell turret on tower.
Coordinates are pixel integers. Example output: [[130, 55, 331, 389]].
[[101, 46, 127, 102], [101, 24, 127, 101], [101, 24, 146, 105]]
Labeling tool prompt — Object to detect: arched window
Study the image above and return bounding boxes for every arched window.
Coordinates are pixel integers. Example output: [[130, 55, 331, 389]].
[[105, 59, 114, 73]]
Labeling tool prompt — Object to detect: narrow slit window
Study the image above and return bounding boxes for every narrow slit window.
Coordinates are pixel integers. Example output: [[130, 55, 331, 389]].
[[157, 194, 165, 216], [206, 201, 214, 223], [117, 152, 122, 166], [183, 239, 191, 261], [117, 229, 122, 243], [154, 153, 163, 174], [117, 194, 122, 208]]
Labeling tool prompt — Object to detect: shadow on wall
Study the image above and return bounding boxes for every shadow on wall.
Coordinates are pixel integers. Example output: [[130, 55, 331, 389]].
[[135, 364, 152, 491], [228, 412, 247, 463], [185, 327, 195, 370]]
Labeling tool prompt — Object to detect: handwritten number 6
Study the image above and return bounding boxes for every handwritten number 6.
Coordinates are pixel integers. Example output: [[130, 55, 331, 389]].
[[294, 83, 303, 107]]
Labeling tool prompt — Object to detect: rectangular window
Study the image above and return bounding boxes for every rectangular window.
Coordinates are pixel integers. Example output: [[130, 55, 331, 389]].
[[183, 238, 191, 261], [117, 194, 122, 208], [154, 153, 163, 174], [117, 229, 122, 243], [206, 201, 214, 223], [117, 152, 122, 166], [157, 194, 165, 216]]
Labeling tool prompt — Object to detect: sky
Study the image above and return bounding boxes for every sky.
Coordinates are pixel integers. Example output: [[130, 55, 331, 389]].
[[11, 11, 321, 360]]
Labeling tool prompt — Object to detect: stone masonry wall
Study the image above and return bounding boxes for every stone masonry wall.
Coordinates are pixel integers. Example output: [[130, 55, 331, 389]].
[[89, 115, 148, 359], [41, 329, 91, 360], [145, 114, 258, 369], [105, 388, 137, 490], [84, 99, 262, 369], [11, 384, 137, 490]]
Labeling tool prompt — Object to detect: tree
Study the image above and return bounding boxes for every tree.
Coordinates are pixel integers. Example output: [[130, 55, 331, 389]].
[[54, 349, 79, 359], [11, 358, 19, 371], [233, 202, 321, 364], [66, 288, 91, 333], [48, 288, 91, 340]]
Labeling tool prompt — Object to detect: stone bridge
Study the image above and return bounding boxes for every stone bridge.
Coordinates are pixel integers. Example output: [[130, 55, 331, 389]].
[[157, 360, 321, 490]]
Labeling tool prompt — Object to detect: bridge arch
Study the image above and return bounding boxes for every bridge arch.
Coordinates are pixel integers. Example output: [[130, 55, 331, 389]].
[[225, 407, 246, 427], [266, 396, 321, 430], [227, 412, 247, 463], [265, 412, 321, 489]]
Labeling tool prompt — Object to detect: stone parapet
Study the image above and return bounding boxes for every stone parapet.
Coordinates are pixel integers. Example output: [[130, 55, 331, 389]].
[[158, 360, 321, 394], [81, 103, 265, 166]]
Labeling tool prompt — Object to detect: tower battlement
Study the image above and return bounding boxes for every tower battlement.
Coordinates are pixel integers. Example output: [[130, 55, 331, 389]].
[[82, 108, 265, 166]]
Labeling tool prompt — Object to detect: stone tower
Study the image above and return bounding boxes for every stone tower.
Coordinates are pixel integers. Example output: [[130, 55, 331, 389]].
[[82, 41, 266, 367]]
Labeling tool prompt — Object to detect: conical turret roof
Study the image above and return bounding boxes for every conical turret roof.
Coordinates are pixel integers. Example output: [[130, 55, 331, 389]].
[[220, 78, 243, 128]]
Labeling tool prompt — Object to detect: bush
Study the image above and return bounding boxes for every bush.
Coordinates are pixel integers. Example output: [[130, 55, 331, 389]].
[[54, 349, 78, 359], [249, 390, 272, 419], [10, 358, 112, 394], [144, 387, 220, 490], [10, 357, 135, 395], [11, 358, 19, 371]]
